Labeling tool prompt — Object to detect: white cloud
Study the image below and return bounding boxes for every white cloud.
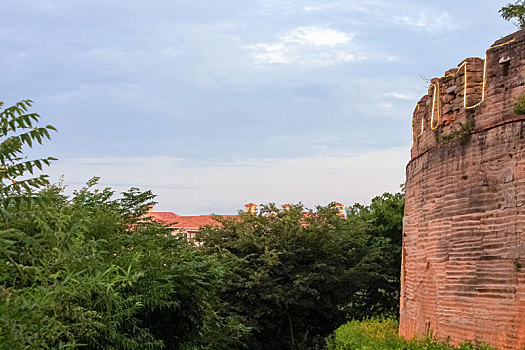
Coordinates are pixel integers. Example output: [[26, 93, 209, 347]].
[[383, 92, 419, 100], [264, 2, 460, 34], [282, 27, 353, 46], [249, 43, 290, 64], [48, 149, 408, 215], [301, 4, 335, 12], [246, 26, 362, 65], [300, 2, 461, 33], [395, 11, 460, 32]]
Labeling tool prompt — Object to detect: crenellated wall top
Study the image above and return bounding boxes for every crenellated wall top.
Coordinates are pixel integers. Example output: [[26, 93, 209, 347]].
[[410, 29, 525, 161]]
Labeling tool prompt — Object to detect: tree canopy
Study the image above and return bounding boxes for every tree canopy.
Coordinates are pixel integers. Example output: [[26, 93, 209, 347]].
[[500, 0, 525, 29], [345, 190, 404, 318], [197, 195, 404, 350]]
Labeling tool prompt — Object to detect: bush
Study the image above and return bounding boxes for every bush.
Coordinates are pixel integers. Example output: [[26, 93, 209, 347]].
[[327, 319, 494, 350]]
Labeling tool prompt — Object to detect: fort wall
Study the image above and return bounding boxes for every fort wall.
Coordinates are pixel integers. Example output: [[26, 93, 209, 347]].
[[400, 29, 525, 349]]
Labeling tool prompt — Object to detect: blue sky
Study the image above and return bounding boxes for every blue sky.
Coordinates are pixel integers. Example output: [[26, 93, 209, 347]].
[[0, 0, 517, 214]]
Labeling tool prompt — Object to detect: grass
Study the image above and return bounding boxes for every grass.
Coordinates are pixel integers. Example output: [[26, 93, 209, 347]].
[[326, 318, 494, 350]]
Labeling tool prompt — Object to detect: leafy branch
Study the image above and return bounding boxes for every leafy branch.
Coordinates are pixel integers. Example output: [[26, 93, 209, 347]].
[[0, 100, 57, 199], [500, 0, 525, 28]]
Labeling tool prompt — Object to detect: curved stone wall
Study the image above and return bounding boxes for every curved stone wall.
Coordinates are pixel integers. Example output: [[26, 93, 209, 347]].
[[400, 29, 525, 350]]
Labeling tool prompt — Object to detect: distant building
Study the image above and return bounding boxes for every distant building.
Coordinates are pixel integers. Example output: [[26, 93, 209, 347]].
[[147, 202, 345, 240], [147, 210, 236, 239]]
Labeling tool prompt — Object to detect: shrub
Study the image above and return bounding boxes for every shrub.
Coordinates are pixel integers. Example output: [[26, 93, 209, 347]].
[[327, 318, 494, 350]]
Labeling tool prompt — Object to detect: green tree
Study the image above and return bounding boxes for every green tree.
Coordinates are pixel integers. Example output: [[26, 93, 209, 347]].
[[345, 190, 404, 318], [500, 0, 525, 28], [197, 201, 402, 350]]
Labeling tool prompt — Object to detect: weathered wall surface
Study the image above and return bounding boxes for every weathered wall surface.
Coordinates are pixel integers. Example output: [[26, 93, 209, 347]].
[[400, 29, 525, 350]]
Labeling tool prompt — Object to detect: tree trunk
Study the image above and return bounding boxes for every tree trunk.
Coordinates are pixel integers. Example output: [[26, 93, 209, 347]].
[[286, 310, 295, 347]]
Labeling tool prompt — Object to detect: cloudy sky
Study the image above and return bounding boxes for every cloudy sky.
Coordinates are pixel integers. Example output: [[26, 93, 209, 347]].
[[0, 0, 517, 214]]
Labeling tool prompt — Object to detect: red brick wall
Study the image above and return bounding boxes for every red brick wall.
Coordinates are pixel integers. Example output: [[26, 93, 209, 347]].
[[400, 29, 525, 349]]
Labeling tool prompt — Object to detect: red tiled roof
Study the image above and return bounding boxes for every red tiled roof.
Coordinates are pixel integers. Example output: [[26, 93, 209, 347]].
[[147, 212, 237, 230], [173, 215, 219, 228], [148, 212, 180, 224]]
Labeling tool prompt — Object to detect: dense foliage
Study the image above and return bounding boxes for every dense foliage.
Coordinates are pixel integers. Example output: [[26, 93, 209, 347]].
[[0, 101, 248, 349], [500, 0, 525, 28], [197, 193, 404, 350], [345, 191, 404, 319], [327, 318, 494, 350]]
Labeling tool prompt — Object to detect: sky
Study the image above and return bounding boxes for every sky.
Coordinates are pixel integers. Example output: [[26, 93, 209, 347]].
[[0, 0, 518, 214]]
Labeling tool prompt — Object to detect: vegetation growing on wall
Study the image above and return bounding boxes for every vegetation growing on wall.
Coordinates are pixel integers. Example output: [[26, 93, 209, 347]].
[[438, 120, 475, 145], [514, 93, 525, 115]]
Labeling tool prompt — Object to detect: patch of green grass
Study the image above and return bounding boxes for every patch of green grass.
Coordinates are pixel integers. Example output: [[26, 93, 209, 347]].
[[327, 318, 494, 350]]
